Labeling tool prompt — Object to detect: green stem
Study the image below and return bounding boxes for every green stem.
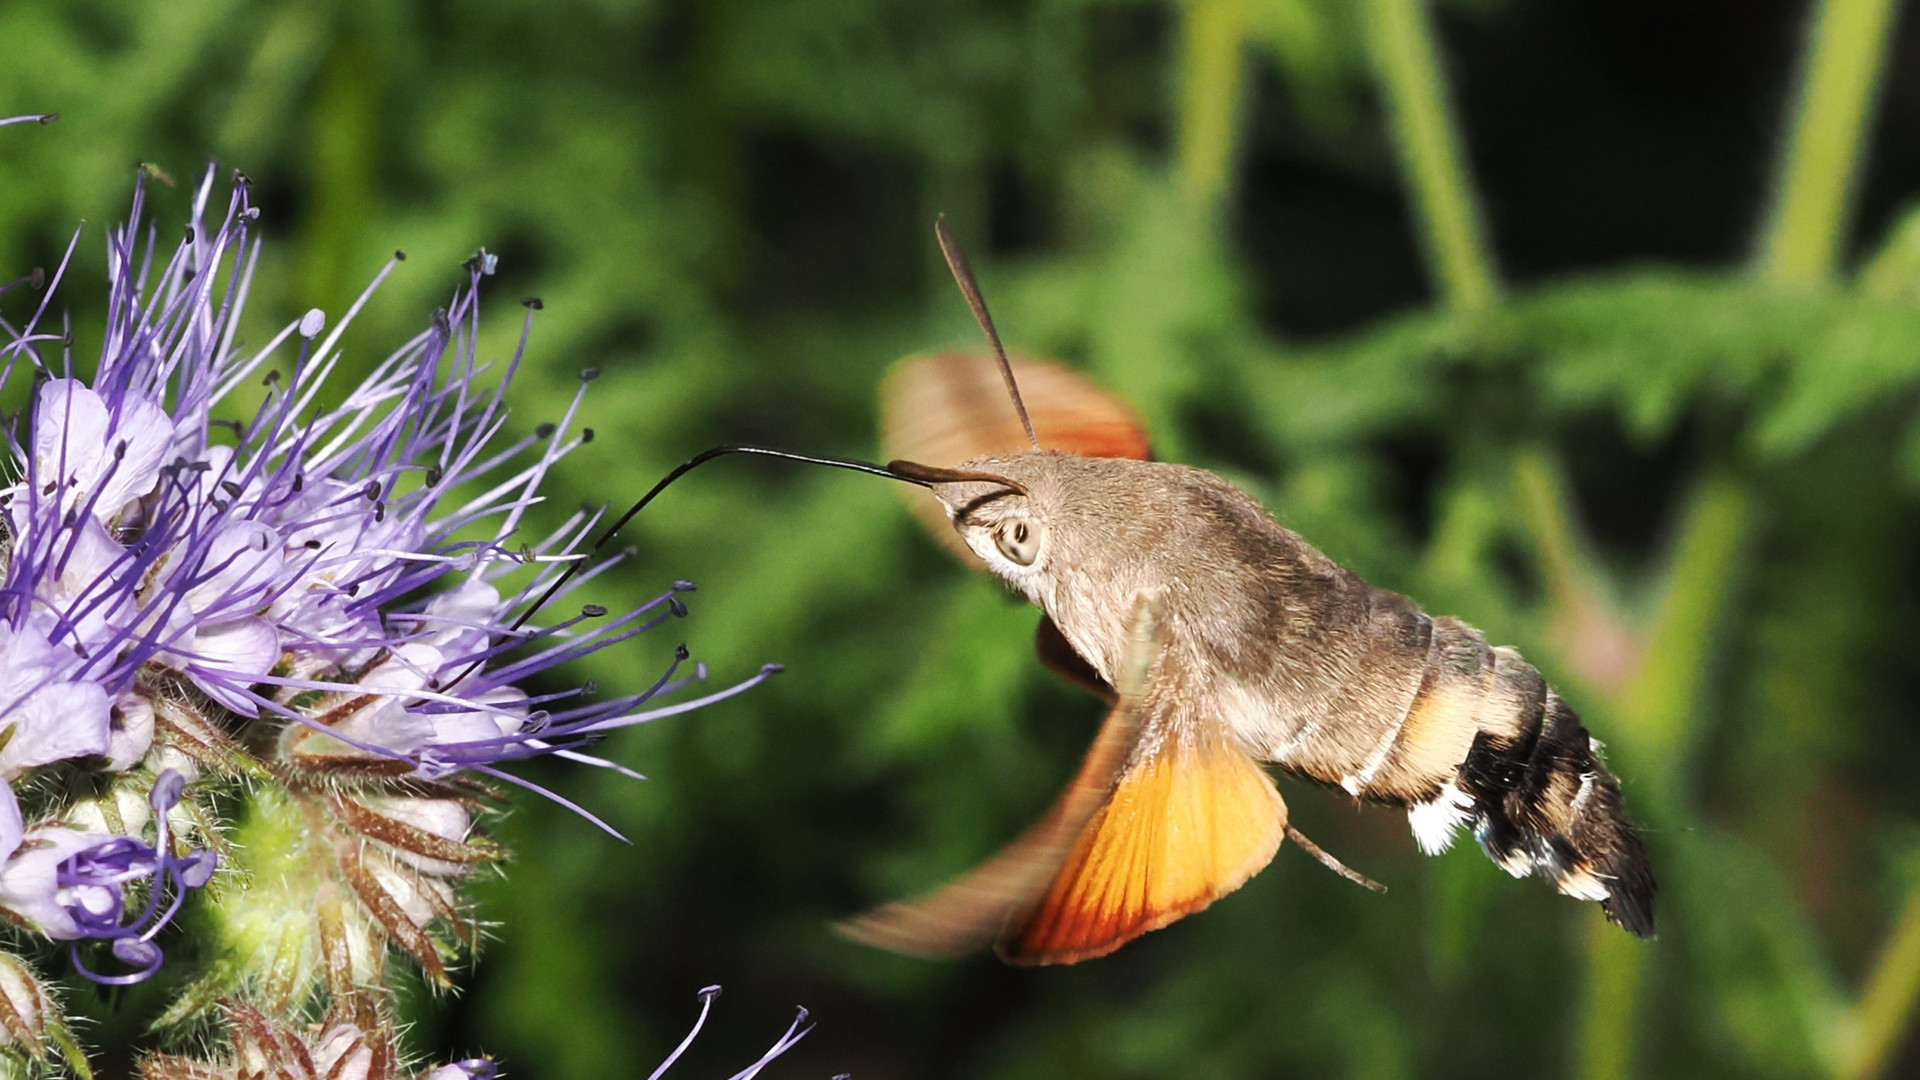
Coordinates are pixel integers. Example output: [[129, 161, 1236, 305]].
[[1510, 451, 1606, 612], [1836, 881, 1920, 1079], [1757, 0, 1902, 288], [1575, 912, 1647, 1080], [1361, 0, 1499, 313], [1613, 473, 1749, 801], [1572, 473, 1749, 1080], [1174, 0, 1248, 214]]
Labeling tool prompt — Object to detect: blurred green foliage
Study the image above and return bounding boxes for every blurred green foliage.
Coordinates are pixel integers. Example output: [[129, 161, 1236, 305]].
[[9, 0, 1920, 1077]]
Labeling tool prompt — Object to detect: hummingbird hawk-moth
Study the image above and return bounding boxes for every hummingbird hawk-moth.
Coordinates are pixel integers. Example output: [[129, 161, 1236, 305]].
[[587, 218, 1655, 967], [832, 220, 1655, 965]]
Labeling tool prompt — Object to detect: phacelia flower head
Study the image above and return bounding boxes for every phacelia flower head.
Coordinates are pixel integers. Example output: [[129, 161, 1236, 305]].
[[0, 114, 806, 1074], [0, 164, 774, 1010]]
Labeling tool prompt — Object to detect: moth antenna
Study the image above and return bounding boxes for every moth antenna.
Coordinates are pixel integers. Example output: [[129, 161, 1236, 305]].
[[1285, 825, 1387, 894], [935, 215, 1040, 451], [503, 445, 931, 637]]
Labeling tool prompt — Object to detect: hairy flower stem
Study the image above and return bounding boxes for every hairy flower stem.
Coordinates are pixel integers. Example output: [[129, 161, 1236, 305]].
[[1361, 0, 1500, 314], [1758, 0, 1903, 288]]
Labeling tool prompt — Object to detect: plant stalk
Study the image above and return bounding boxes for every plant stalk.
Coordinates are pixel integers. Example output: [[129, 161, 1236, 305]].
[[1836, 880, 1920, 1079], [1361, 0, 1500, 313], [1174, 0, 1248, 214], [1757, 0, 1902, 288]]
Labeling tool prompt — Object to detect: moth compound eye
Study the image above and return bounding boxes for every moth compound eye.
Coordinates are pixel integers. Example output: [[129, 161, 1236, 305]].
[[994, 520, 1040, 566]]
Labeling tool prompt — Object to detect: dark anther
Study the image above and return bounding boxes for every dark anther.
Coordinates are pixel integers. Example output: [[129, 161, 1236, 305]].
[[579, 501, 597, 516], [29, 267, 44, 290], [522, 297, 543, 310], [581, 680, 597, 695], [578, 367, 599, 381], [291, 474, 304, 493], [394, 250, 407, 261], [374, 502, 386, 523], [761, 663, 785, 675], [581, 427, 595, 444], [35, 113, 57, 125], [673, 580, 697, 592], [304, 539, 321, 550], [209, 499, 227, 514], [344, 584, 361, 597], [698, 986, 722, 1003], [425, 465, 443, 487], [219, 480, 243, 497], [432, 308, 450, 335], [72, 642, 88, 659], [667, 597, 688, 618], [263, 369, 281, 386], [362, 480, 382, 500], [674, 643, 690, 661], [535, 422, 556, 439], [40, 481, 54, 495], [113, 440, 127, 460], [581, 604, 607, 617], [210, 418, 243, 433], [188, 460, 211, 473], [62, 508, 77, 527], [232, 169, 251, 187]]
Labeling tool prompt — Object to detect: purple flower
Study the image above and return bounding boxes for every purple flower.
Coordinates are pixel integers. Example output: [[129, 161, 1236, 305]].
[[0, 162, 781, 1003], [650, 986, 815, 1080], [0, 771, 214, 985], [0, 168, 775, 817], [420, 1062, 498, 1080]]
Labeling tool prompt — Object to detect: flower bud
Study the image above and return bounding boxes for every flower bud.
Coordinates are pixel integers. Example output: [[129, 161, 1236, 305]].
[[184, 784, 495, 1022], [0, 952, 87, 1074]]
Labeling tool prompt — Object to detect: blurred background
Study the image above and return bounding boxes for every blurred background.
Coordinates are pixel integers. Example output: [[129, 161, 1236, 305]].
[[8, 0, 1920, 1077]]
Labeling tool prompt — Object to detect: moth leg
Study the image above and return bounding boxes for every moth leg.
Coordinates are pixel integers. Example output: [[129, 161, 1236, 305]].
[[1034, 613, 1115, 703], [1284, 824, 1387, 895]]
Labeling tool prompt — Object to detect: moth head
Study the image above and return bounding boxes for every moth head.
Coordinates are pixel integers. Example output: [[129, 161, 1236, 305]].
[[888, 455, 1056, 579]]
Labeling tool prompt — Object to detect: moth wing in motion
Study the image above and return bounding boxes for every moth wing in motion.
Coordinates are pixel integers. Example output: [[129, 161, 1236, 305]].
[[838, 595, 1164, 957], [881, 351, 1150, 563], [997, 705, 1288, 966], [840, 597, 1289, 965]]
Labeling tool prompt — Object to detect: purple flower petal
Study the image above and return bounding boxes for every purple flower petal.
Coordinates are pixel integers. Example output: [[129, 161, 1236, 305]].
[[29, 380, 172, 525]]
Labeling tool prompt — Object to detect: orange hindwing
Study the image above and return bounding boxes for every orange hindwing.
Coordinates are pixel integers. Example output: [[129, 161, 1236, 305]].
[[999, 726, 1288, 965]]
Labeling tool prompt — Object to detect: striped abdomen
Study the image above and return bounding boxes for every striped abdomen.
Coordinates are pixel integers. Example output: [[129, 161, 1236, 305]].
[[1269, 596, 1655, 937]]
